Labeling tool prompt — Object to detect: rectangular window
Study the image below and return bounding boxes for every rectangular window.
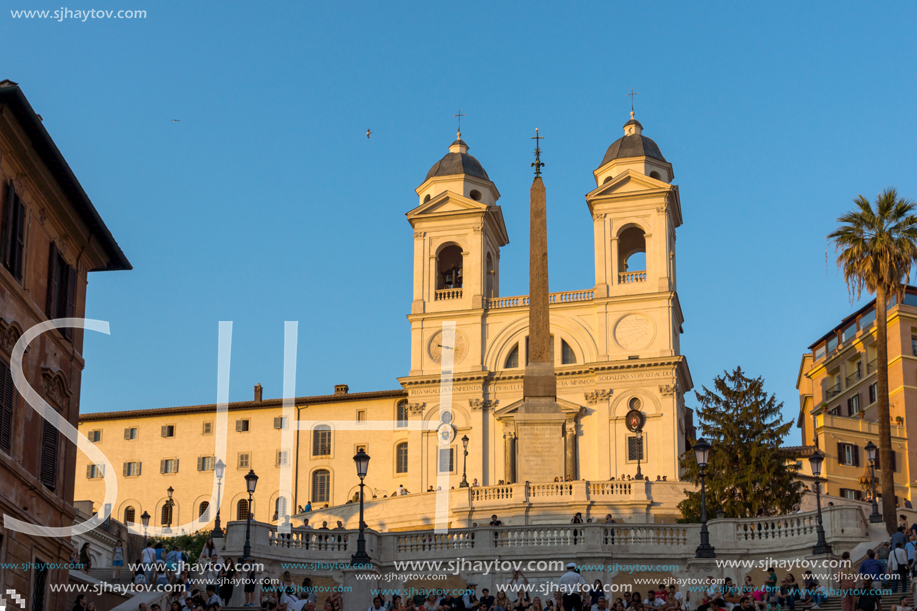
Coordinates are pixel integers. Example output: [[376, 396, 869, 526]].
[[235, 419, 250, 432], [86, 464, 104, 479], [356, 410, 366, 422], [122, 462, 141, 477], [860, 309, 877, 328], [45, 242, 77, 341], [627, 436, 644, 461], [396, 442, 409, 474], [276, 450, 290, 467], [875, 450, 898, 472], [438, 447, 454, 473], [837, 442, 860, 466], [913, 337, 917, 357], [0, 356, 15, 455], [814, 344, 826, 360], [238, 453, 250, 468], [313, 427, 331, 456], [160, 459, 179, 474], [197, 456, 214, 471], [869, 383, 878, 404], [88, 430, 102, 443], [312, 470, 330, 503], [827, 336, 839, 353], [124, 427, 137, 440], [273, 417, 287, 429], [161, 425, 175, 438], [40, 420, 58, 490], [847, 394, 860, 417], [2, 180, 26, 283], [841, 324, 857, 343], [840, 488, 862, 501], [31, 559, 49, 611], [202, 422, 212, 435]]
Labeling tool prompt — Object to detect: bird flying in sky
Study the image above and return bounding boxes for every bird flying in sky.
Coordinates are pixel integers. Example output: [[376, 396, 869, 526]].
[[366, 129, 371, 138]]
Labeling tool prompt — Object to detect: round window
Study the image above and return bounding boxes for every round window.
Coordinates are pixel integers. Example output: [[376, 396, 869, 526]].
[[628, 397, 642, 410], [470, 190, 482, 201]]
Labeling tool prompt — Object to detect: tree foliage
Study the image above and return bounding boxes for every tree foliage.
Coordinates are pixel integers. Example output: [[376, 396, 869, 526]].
[[678, 367, 802, 522], [150, 530, 212, 564]]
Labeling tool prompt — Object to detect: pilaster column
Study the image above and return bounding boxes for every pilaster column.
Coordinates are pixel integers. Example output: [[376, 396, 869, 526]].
[[564, 418, 577, 480], [503, 431, 516, 484]]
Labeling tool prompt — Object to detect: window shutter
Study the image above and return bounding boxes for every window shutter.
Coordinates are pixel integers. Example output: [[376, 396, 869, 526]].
[[160, 459, 165, 474], [124, 428, 130, 440], [40, 421, 57, 490], [87, 465, 92, 478], [853, 445, 860, 467], [137, 462, 141, 476], [274, 417, 281, 429], [236, 420, 243, 432], [197, 457, 203, 471], [123, 462, 128, 476], [2, 181, 14, 271], [0, 359, 13, 454], [174, 459, 179, 473], [46, 242, 59, 318], [12, 199, 24, 282], [836, 442, 843, 465], [875, 452, 881, 471], [161, 426, 167, 437], [63, 265, 77, 341]]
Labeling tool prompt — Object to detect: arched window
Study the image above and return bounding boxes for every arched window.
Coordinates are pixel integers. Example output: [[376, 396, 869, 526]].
[[237, 499, 249, 521], [275, 497, 287, 519], [396, 442, 409, 474], [649, 170, 662, 180], [161, 503, 173, 527], [313, 425, 331, 456], [396, 401, 409, 428], [437, 244, 463, 290], [123, 506, 136, 525], [618, 226, 646, 277], [424, 194, 431, 203], [504, 345, 519, 369], [199, 502, 210, 520], [561, 340, 577, 365], [312, 470, 330, 504]]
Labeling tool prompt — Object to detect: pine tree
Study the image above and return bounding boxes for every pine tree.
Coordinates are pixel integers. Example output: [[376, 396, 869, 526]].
[[677, 367, 802, 521]]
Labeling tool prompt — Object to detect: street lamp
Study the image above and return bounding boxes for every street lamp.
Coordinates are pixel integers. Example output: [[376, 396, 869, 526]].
[[693, 438, 715, 558], [163, 486, 174, 534], [864, 441, 883, 523], [140, 510, 151, 540], [634, 430, 644, 480], [212, 459, 226, 538], [808, 450, 832, 555], [242, 469, 259, 562], [351, 449, 372, 566], [459, 435, 470, 488]]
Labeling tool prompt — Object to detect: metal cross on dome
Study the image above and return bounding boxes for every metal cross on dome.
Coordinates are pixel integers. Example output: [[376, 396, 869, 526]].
[[453, 109, 465, 137], [627, 89, 639, 111]]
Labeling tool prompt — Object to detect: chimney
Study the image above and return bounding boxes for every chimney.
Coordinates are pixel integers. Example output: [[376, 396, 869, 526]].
[[254, 384, 263, 402], [334, 384, 349, 395]]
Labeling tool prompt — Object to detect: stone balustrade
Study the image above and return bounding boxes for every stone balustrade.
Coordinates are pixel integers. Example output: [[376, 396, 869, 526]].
[[486, 289, 594, 309], [618, 271, 647, 283], [434, 288, 462, 300]]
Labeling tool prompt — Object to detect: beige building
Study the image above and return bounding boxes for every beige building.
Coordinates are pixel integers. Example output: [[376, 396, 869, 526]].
[[75, 113, 696, 530], [796, 288, 916, 503]]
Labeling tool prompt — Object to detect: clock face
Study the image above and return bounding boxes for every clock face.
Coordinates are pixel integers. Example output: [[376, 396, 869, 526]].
[[429, 330, 467, 365]]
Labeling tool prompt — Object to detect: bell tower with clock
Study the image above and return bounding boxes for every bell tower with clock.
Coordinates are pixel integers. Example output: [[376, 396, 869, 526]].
[[405, 133, 509, 376]]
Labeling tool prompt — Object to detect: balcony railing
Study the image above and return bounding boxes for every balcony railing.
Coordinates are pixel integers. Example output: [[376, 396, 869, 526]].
[[846, 370, 862, 387], [826, 382, 842, 399], [618, 271, 647, 284], [435, 288, 462, 301], [867, 359, 877, 375], [486, 290, 594, 310]]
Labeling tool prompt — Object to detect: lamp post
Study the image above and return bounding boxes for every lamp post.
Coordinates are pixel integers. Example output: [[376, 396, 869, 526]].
[[351, 449, 372, 566], [864, 441, 883, 523], [242, 469, 258, 562], [212, 459, 226, 538], [163, 486, 174, 534], [140, 510, 150, 540], [459, 435, 470, 488], [808, 450, 832, 555], [693, 438, 716, 558], [634, 430, 644, 480]]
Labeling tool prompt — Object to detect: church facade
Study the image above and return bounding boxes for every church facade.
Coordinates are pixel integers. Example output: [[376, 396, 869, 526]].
[[74, 113, 695, 529]]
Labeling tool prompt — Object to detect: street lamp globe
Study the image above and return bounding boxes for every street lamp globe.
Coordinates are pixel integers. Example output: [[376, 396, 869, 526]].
[[215, 459, 226, 480], [808, 450, 824, 478], [245, 469, 259, 495], [864, 441, 877, 464], [140, 511, 151, 529], [167, 486, 174, 500], [693, 438, 711, 468], [353, 449, 371, 478], [462, 435, 469, 450]]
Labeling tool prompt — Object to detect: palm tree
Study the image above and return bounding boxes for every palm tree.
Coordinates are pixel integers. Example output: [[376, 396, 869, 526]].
[[828, 188, 917, 533]]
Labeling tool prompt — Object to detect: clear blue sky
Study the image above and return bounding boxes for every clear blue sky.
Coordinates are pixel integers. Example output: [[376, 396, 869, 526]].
[[5, 2, 916, 444]]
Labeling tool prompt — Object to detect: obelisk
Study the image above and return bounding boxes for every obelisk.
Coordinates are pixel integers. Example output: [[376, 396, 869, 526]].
[[514, 129, 566, 484], [522, 129, 558, 409]]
